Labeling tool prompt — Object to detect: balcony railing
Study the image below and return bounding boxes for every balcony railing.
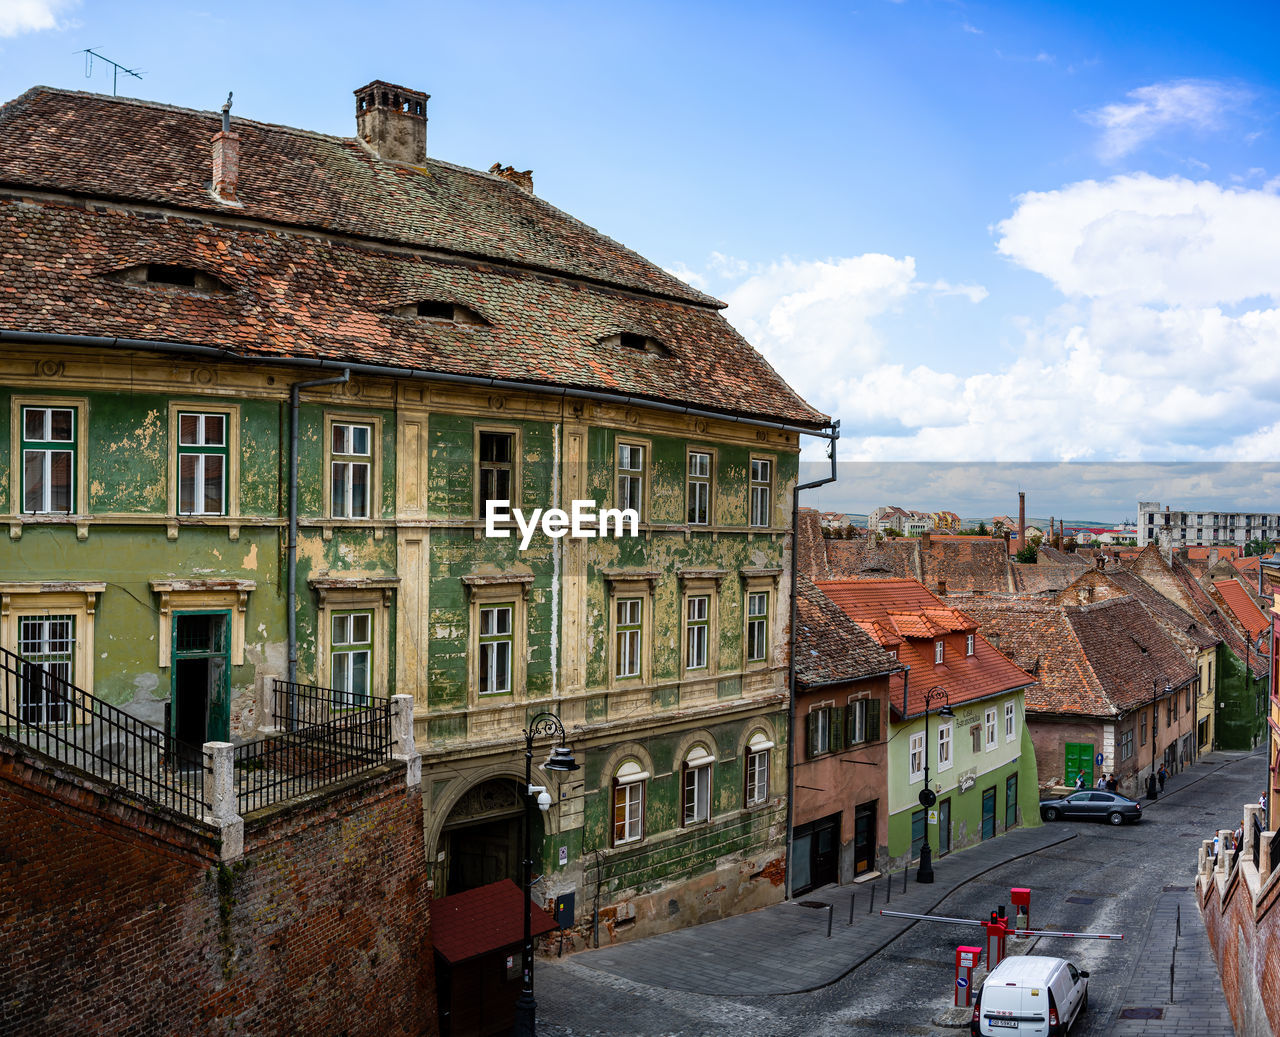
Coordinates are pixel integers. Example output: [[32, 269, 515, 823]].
[[0, 645, 205, 818], [233, 679, 393, 815]]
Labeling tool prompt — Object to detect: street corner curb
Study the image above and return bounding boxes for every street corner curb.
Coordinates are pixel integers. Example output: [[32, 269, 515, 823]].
[[932, 1004, 973, 1029]]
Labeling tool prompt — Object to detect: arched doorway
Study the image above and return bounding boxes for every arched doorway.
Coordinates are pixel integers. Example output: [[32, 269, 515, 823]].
[[440, 777, 543, 896]]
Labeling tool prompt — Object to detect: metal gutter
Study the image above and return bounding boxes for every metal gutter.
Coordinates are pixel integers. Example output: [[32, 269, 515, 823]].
[[784, 419, 840, 902], [0, 329, 835, 440]]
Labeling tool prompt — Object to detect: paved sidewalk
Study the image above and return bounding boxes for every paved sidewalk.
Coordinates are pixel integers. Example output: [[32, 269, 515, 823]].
[[572, 824, 1076, 995]]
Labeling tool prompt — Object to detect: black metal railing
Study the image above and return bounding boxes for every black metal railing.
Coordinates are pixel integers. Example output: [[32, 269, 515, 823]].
[[234, 680, 393, 814], [1252, 816, 1263, 871], [0, 645, 205, 819]]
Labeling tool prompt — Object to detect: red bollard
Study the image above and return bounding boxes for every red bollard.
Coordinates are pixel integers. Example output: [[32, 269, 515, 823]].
[[1010, 887, 1031, 929], [955, 945, 981, 1006]]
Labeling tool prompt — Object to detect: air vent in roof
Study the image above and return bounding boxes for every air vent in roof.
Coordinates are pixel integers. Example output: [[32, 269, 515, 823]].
[[392, 301, 488, 325], [108, 264, 231, 295], [600, 332, 670, 356]]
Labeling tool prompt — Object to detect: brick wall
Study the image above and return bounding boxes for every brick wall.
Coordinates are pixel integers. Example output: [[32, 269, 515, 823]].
[[0, 740, 436, 1036], [1198, 822, 1280, 1036]]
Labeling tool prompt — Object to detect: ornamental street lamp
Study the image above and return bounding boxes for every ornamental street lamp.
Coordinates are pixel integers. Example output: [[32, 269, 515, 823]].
[[1147, 679, 1170, 801], [917, 685, 954, 884], [513, 712, 578, 1037]]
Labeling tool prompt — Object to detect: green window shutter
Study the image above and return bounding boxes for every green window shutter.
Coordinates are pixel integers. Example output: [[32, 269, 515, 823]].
[[806, 711, 820, 759], [830, 706, 846, 752], [867, 699, 881, 743]]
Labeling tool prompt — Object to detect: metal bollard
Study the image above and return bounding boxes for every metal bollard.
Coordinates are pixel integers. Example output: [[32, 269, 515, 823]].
[[886, 872, 891, 904], [849, 894, 855, 925], [903, 867, 908, 894], [868, 885, 876, 915], [827, 903, 833, 939]]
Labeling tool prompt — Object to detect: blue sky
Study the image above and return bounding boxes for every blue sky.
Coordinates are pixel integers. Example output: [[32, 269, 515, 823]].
[[4, 1, 1280, 518]]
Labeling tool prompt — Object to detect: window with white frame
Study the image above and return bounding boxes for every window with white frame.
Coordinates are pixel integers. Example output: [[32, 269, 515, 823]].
[[685, 594, 709, 670], [985, 707, 998, 750], [1004, 701, 1016, 742], [617, 442, 645, 518], [682, 745, 714, 826], [615, 597, 643, 679], [937, 721, 953, 771], [749, 458, 772, 527], [847, 697, 881, 746], [17, 615, 75, 725], [744, 731, 772, 807], [330, 422, 371, 519], [21, 406, 75, 514], [177, 412, 227, 516], [478, 603, 513, 694], [935, 640, 944, 664], [807, 704, 835, 758], [612, 760, 647, 845], [746, 591, 768, 662], [687, 450, 711, 525], [330, 611, 371, 707], [966, 634, 975, 656], [909, 731, 925, 782], [477, 429, 514, 514]]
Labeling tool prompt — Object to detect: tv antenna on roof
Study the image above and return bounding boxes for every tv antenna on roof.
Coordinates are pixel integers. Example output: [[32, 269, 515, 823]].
[[78, 48, 144, 96]]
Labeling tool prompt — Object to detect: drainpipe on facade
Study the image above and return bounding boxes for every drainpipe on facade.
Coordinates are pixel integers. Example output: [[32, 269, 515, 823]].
[[785, 419, 840, 902], [287, 370, 351, 713]]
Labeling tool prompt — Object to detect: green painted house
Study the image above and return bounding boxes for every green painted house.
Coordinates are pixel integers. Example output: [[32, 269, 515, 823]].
[[0, 82, 833, 940]]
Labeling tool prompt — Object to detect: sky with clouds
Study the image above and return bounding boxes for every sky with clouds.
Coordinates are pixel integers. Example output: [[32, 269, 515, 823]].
[[3, 0, 1279, 519]]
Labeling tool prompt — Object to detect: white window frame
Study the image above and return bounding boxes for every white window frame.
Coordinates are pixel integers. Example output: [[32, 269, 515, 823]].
[[167, 402, 240, 523], [966, 633, 975, 657], [616, 439, 648, 521], [330, 421, 372, 520], [909, 731, 925, 783], [686, 449, 712, 525], [176, 411, 228, 516], [937, 721, 953, 772], [813, 705, 831, 756], [685, 593, 709, 671], [1004, 701, 1016, 742], [477, 602, 514, 695], [985, 707, 998, 750], [744, 731, 772, 807], [310, 580, 393, 704], [16, 613, 76, 725], [474, 424, 520, 519], [464, 576, 530, 704], [330, 609, 372, 708], [848, 699, 867, 745], [612, 760, 647, 846], [746, 590, 769, 663], [615, 596, 643, 679], [13, 397, 88, 519], [749, 456, 773, 528], [681, 746, 714, 826], [323, 413, 382, 522], [935, 640, 944, 664]]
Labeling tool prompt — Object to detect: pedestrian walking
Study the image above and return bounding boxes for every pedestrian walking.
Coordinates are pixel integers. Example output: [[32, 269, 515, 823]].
[[1095, 773, 1106, 788], [1105, 773, 1118, 793], [1075, 770, 1086, 790], [1157, 764, 1167, 792]]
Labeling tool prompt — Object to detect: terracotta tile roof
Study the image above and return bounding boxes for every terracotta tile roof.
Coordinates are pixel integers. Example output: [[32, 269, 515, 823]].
[[962, 596, 1196, 718], [957, 599, 1110, 717], [794, 576, 903, 687], [814, 578, 1035, 717], [814, 535, 1016, 594], [0, 87, 826, 428], [1038, 546, 1089, 568], [1212, 579, 1269, 641], [1087, 569, 1219, 653], [429, 879, 558, 965], [1167, 558, 1256, 668], [1067, 597, 1197, 712], [1012, 564, 1080, 595]]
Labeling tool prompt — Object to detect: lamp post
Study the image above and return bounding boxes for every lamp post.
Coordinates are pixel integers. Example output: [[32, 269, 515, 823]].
[[514, 711, 578, 1037], [917, 685, 954, 884], [1147, 679, 1170, 801]]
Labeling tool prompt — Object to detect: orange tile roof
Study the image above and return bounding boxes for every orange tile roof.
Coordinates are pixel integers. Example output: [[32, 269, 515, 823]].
[[814, 577, 1035, 718], [1212, 579, 1269, 640], [795, 576, 903, 686]]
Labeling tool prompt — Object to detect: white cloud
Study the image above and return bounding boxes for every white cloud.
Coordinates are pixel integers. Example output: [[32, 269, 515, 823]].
[[0, 0, 79, 37], [1084, 79, 1250, 161], [995, 173, 1280, 307]]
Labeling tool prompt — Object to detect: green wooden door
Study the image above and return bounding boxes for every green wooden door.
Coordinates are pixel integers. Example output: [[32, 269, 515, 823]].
[[171, 611, 231, 745], [1064, 741, 1094, 787]]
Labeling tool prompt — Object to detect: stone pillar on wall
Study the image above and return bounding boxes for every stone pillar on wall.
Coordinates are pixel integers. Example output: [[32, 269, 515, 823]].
[[392, 695, 422, 787], [203, 741, 244, 861]]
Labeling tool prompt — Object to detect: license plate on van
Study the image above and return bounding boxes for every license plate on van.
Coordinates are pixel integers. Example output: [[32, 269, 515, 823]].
[[989, 1020, 1018, 1029]]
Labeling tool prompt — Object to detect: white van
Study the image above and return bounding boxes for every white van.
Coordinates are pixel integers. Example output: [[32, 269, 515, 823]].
[[969, 954, 1089, 1036]]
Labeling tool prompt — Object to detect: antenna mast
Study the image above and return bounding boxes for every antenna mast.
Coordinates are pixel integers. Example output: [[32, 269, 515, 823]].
[[79, 49, 144, 96]]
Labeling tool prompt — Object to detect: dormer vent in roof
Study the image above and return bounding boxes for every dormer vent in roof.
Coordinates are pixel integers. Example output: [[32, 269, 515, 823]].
[[392, 300, 488, 325], [599, 332, 671, 357], [211, 92, 241, 206], [489, 163, 534, 194], [355, 80, 429, 164]]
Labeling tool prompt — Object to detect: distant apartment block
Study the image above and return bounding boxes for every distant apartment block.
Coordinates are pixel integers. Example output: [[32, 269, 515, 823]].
[[1139, 502, 1280, 548]]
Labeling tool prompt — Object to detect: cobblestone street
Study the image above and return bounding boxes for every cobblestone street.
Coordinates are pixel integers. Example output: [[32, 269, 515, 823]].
[[538, 751, 1260, 1036]]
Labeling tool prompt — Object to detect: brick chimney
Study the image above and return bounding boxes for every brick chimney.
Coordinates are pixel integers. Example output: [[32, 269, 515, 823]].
[[211, 93, 240, 205], [937, 577, 947, 596], [921, 529, 931, 549], [1018, 492, 1026, 547], [355, 81, 429, 164], [489, 163, 534, 194]]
